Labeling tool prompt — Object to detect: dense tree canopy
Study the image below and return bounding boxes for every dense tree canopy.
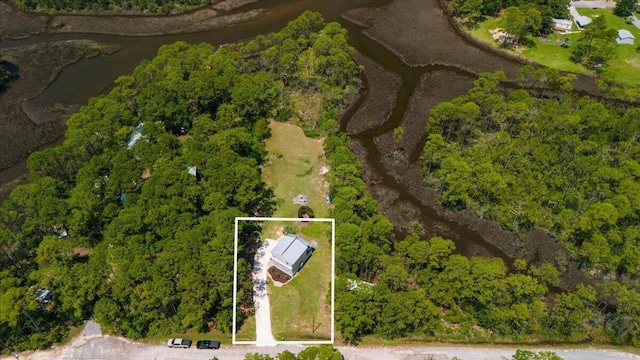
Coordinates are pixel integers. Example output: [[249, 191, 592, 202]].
[[420, 69, 640, 345], [0, 11, 361, 352]]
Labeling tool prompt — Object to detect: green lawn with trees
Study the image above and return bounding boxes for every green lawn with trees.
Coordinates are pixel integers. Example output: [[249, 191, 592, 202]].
[[453, 0, 640, 87], [267, 221, 332, 341]]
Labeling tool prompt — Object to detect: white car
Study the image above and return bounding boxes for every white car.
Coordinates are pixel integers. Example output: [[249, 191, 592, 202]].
[[167, 338, 192, 348]]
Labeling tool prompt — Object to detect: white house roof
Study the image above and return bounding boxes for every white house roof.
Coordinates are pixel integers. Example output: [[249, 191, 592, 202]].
[[272, 234, 312, 265], [553, 18, 572, 26], [618, 29, 635, 39], [576, 16, 592, 27]]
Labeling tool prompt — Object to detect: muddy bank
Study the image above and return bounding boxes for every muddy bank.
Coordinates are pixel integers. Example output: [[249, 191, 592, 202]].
[[342, 0, 523, 79], [0, 0, 265, 39], [50, 8, 265, 36], [0, 40, 120, 170], [346, 52, 401, 135], [0, 2, 48, 39]]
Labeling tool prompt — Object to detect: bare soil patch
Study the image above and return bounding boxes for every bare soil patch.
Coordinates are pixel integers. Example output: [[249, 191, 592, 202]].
[[0, 40, 120, 170], [267, 265, 291, 285], [346, 51, 401, 135]]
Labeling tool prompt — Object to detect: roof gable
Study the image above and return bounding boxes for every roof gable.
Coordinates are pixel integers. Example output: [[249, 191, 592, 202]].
[[272, 234, 312, 265]]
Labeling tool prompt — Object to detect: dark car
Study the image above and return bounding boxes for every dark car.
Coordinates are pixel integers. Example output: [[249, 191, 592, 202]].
[[167, 338, 192, 348], [196, 340, 221, 349]]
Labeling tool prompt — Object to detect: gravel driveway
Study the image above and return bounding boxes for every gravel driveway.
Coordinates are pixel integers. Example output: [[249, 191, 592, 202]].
[[253, 239, 278, 346]]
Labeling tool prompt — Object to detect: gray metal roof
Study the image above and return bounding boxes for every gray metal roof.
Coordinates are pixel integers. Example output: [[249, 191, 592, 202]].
[[271, 234, 312, 265], [553, 18, 572, 26], [576, 16, 592, 27], [618, 29, 635, 39]]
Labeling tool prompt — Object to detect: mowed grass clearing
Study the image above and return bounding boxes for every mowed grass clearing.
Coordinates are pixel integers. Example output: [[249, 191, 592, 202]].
[[235, 314, 256, 342], [262, 120, 330, 220], [267, 221, 333, 341], [578, 9, 640, 86], [259, 121, 333, 341]]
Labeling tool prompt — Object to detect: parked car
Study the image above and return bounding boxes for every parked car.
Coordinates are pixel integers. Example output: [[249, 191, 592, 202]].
[[196, 340, 221, 349], [167, 338, 192, 348]]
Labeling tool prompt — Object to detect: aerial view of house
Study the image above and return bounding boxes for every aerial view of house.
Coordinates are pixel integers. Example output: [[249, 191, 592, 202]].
[[616, 29, 635, 44], [270, 234, 314, 277]]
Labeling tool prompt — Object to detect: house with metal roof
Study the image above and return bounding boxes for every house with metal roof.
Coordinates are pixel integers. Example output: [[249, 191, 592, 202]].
[[271, 234, 314, 277], [552, 18, 572, 32], [575, 16, 592, 29], [617, 29, 635, 45]]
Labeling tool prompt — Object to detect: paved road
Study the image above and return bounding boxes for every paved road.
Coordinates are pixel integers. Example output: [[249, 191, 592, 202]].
[[252, 239, 277, 346], [631, 13, 640, 29], [6, 333, 640, 360], [572, 1, 616, 9]]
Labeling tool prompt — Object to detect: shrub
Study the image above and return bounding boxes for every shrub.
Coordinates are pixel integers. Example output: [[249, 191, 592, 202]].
[[298, 206, 315, 218], [303, 129, 321, 138]]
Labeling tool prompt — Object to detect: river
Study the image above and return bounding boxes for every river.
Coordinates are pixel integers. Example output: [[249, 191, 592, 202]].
[[0, 0, 594, 271]]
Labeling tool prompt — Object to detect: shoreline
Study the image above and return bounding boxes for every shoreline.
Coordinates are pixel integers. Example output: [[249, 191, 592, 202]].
[[0, 0, 265, 39]]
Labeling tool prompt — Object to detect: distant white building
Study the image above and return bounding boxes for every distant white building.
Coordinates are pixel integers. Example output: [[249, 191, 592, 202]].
[[552, 18, 572, 32], [575, 16, 592, 29], [617, 29, 635, 44]]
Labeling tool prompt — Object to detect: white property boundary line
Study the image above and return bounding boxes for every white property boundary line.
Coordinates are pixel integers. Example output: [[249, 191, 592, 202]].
[[233, 217, 336, 345]]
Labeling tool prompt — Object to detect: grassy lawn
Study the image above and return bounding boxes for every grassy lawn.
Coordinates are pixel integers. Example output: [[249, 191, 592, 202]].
[[140, 327, 231, 345], [262, 120, 330, 219], [578, 8, 640, 86], [251, 120, 334, 341], [235, 314, 256, 342], [469, 11, 640, 86], [266, 221, 333, 341]]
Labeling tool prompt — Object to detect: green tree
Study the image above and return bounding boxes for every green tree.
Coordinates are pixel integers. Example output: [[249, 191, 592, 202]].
[[614, 0, 637, 17]]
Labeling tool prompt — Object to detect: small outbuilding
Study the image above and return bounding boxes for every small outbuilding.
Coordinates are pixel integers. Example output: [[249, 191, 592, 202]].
[[575, 16, 592, 29], [617, 29, 635, 44], [271, 234, 314, 277], [552, 18, 572, 32]]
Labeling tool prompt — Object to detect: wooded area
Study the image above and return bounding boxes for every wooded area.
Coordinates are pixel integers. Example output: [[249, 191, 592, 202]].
[[0, 11, 360, 352], [421, 68, 640, 345]]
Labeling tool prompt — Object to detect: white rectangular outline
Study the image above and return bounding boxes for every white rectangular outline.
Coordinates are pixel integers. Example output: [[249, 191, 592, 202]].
[[233, 217, 335, 345]]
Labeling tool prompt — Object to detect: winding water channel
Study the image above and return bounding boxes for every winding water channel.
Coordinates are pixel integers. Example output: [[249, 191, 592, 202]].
[[0, 0, 599, 284]]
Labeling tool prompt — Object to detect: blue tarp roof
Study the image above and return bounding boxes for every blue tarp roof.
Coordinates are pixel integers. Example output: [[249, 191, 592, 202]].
[[272, 234, 312, 265]]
